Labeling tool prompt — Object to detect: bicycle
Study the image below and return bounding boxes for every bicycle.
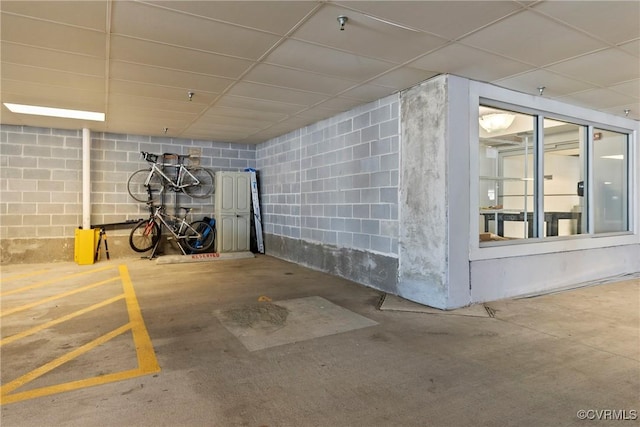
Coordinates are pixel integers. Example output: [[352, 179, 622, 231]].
[[127, 152, 215, 203], [129, 205, 216, 254]]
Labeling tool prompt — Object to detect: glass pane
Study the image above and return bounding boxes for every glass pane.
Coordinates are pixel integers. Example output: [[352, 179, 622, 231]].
[[543, 119, 585, 237], [479, 106, 536, 244], [593, 129, 628, 233]]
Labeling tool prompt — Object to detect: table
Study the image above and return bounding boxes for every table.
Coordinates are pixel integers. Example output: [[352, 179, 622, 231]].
[[480, 211, 581, 237]]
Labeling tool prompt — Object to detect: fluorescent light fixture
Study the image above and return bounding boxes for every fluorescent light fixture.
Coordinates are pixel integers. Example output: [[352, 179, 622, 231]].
[[3, 103, 105, 121], [600, 154, 624, 160], [479, 113, 515, 133]]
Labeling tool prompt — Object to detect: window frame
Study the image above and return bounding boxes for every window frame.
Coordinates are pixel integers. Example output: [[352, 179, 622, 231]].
[[468, 82, 637, 261]]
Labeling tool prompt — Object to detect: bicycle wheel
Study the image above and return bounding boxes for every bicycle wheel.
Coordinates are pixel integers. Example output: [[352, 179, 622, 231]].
[[127, 169, 163, 203], [182, 168, 215, 199], [182, 220, 215, 253], [129, 219, 161, 252]]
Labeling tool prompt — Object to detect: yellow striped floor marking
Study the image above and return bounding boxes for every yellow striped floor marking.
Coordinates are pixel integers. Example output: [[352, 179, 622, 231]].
[[0, 265, 160, 405], [0, 265, 114, 297], [0, 276, 119, 318]]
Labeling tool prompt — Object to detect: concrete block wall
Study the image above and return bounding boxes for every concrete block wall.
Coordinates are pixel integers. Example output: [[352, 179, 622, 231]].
[[256, 94, 400, 292], [0, 124, 255, 263]]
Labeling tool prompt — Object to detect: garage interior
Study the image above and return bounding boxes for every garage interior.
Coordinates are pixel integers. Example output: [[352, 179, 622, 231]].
[[1, 1, 639, 426]]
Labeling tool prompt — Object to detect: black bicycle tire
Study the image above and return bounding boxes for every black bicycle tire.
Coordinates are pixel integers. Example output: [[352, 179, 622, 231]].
[[182, 168, 215, 199], [129, 219, 161, 252], [127, 169, 163, 203], [182, 220, 215, 253]]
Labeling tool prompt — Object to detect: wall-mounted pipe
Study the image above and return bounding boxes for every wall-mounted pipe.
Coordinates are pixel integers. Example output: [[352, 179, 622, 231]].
[[82, 128, 91, 230]]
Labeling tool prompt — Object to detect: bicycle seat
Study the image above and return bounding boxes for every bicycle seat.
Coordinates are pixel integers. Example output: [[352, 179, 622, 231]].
[[179, 207, 193, 213]]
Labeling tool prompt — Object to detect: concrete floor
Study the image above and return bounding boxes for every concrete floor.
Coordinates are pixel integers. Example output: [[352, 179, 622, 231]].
[[1, 255, 638, 427]]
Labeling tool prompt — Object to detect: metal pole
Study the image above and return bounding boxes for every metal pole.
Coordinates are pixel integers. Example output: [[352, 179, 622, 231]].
[[82, 127, 91, 230]]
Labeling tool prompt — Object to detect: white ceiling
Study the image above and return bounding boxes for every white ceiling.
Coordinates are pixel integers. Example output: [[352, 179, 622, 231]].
[[1, 0, 638, 144]]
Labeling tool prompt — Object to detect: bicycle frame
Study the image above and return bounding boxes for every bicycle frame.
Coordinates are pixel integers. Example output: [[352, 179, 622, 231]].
[[144, 163, 201, 190], [151, 207, 198, 241]]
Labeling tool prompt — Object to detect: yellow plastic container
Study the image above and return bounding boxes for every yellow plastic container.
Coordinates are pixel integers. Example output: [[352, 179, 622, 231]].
[[74, 228, 97, 265]]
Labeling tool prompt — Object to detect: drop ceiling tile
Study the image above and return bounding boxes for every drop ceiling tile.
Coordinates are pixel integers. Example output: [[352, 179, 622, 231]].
[[110, 61, 234, 93], [494, 69, 595, 98], [368, 67, 439, 90], [292, 4, 448, 64], [146, 1, 319, 36], [409, 43, 533, 83], [547, 49, 640, 87], [294, 106, 348, 122], [0, 14, 106, 57], [557, 88, 639, 110], [532, 1, 640, 45], [264, 39, 395, 81], [112, 1, 281, 60], [108, 94, 206, 114], [110, 35, 254, 78], [460, 10, 608, 67], [1, 42, 106, 76], [2, 63, 103, 92], [107, 108, 196, 126], [618, 39, 640, 57], [609, 79, 640, 100], [109, 80, 218, 104], [186, 121, 264, 136], [243, 64, 356, 95], [337, 0, 524, 40], [314, 96, 366, 111], [1, 0, 108, 31], [216, 95, 310, 116], [202, 106, 289, 124], [1, 79, 104, 112], [338, 84, 396, 101], [602, 102, 640, 120], [226, 82, 329, 107]]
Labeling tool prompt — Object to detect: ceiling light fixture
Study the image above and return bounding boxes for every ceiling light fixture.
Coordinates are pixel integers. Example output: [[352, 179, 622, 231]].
[[3, 103, 105, 121], [600, 154, 624, 160], [479, 113, 516, 133], [337, 15, 348, 31]]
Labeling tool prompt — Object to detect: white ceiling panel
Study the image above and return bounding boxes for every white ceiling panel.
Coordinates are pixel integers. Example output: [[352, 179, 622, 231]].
[[264, 39, 395, 81], [109, 35, 254, 78], [292, 4, 448, 64], [110, 61, 234, 94], [243, 64, 357, 95], [547, 49, 640, 87], [109, 80, 218, 105], [337, 1, 523, 40], [2, 63, 104, 93], [0, 42, 106, 77], [460, 10, 608, 67], [1, 0, 108, 31], [0, 1, 637, 144], [494, 69, 596, 98], [409, 43, 532, 83], [558, 88, 639, 111], [226, 82, 329, 107], [368, 67, 439, 91], [532, 1, 640, 45], [1, 80, 105, 112], [111, 1, 282, 60], [0, 13, 106, 57], [147, 1, 319, 36]]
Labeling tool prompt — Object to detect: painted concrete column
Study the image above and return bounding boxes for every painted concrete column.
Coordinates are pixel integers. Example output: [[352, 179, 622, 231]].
[[82, 127, 91, 230], [397, 75, 471, 309]]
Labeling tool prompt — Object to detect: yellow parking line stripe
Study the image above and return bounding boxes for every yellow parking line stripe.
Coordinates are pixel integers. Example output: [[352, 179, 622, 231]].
[[119, 265, 160, 373], [0, 323, 132, 397], [0, 368, 150, 405], [0, 294, 126, 346], [0, 269, 50, 283], [0, 265, 114, 297], [0, 276, 119, 318]]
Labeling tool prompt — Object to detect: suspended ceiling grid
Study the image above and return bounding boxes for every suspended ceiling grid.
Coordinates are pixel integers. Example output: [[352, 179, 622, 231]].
[[1, 1, 638, 144]]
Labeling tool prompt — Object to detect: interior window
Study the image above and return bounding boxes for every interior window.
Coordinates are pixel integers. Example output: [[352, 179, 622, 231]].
[[478, 107, 535, 243], [478, 104, 632, 246], [593, 129, 628, 233]]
